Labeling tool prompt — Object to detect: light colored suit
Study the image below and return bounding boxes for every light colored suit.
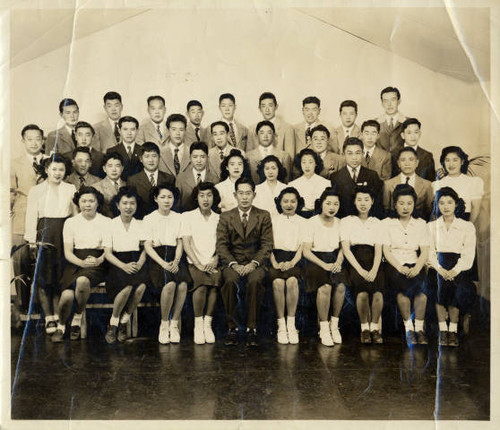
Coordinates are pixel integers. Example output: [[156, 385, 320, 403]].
[[184, 123, 210, 147], [65, 172, 100, 189], [94, 177, 125, 218], [136, 120, 169, 146], [332, 124, 361, 154], [377, 113, 407, 153], [207, 145, 244, 181], [176, 168, 219, 212], [210, 120, 248, 151], [246, 147, 293, 184], [319, 151, 346, 179], [93, 119, 119, 153], [45, 126, 75, 155], [289, 121, 335, 157], [362, 146, 392, 181], [158, 141, 191, 178], [246, 117, 294, 155]]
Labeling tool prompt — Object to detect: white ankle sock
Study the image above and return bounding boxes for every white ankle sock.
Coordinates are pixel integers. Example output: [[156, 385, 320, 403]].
[[110, 316, 119, 327], [46, 315, 55, 322], [319, 321, 329, 331], [361, 322, 369, 331], [120, 313, 131, 324], [404, 319, 414, 332], [277, 317, 286, 331], [330, 316, 339, 330], [439, 321, 448, 332], [287, 316, 295, 326], [195, 316, 203, 325], [370, 323, 379, 332], [72, 313, 83, 327], [57, 323, 65, 334], [170, 320, 179, 328], [204, 315, 213, 324], [449, 322, 458, 333], [414, 319, 424, 332]]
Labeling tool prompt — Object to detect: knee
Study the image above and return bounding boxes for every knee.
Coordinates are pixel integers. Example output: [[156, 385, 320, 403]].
[[195, 286, 207, 296], [372, 292, 383, 304], [285, 277, 298, 289], [136, 283, 146, 295], [75, 278, 90, 294], [335, 283, 345, 295], [318, 284, 332, 298], [60, 290, 74, 304], [163, 282, 176, 295], [357, 292, 369, 302], [177, 282, 188, 294], [272, 279, 285, 293]]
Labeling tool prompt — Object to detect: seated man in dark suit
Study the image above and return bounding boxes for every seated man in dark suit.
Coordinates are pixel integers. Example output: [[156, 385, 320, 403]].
[[216, 177, 273, 346], [45, 98, 79, 155], [93, 91, 123, 152], [391, 118, 436, 182], [176, 141, 218, 212], [383, 147, 434, 220], [65, 147, 100, 189], [127, 141, 175, 218], [106, 116, 142, 181], [360, 120, 392, 180], [94, 152, 126, 217], [376, 86, 407, 152], [330, 137, 383, 218]]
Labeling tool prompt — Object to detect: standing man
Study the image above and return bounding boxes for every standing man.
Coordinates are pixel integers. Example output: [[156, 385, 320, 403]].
[[184, 100, 210, 146], [45, 98, 79, 155], [136, 95, 169, 146], [217, 93, 248, 151], [332, 100, 362, 153], [376, 86, 407, 153], [360, 120, 392, 181], [158, 114, 191, 178], [64, 147, 100, 189], [93, 91, 124, 152]]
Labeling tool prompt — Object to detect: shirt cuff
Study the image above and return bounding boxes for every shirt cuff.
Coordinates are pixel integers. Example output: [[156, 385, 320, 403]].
[[251, 260, 260, 267], [228, 261, 238, 268]]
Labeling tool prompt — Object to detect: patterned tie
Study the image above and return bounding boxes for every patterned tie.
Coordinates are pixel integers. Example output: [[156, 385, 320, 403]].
[[352, 167, 358, 183], [365, 151, 370, 164], [195, 127, 200, 142], [32, 157, 44, 180], [196, 173, 202, 184], [126, 145, 132, 159], [174, 148, 180, 175], [229, 123, 237, 147], [157, 125, 163, 140], [305, 126, 312, 144], [406, 176, 410, 185], [150, 173, 156, 187], [71, 129, 77, 146], [345, 130, 350, 140], [114, 122, 120, 143], [388, 118, 394, 133], [114, 180, 120, 192], [219, 150, 225, 161], [241, 212, 248, 234], [79, 175, 85, 188]]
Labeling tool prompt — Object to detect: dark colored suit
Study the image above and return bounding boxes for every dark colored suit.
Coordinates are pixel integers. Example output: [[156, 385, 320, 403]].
[[106, 142, 142, 181], [127, 169, 175, 218], [377, 113, 406, 153], [330, 166, 383, 219], [246, 147, 293, 184], [362, 146, 392, 181], [391, 144, 436, 182], [216, 206, 273, 329], [176, 168, 218, 212], [45, 126, 75, 155], [62, 147, 105, 178]]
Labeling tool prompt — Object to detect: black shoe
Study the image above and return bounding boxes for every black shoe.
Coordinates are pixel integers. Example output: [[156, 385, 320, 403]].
[[371, 330, 383, 344], [438, 330, 449, 347], [70, 325, 81, 341], [224, 328, 239, 346], [246, 329, 259, 347], [360, 330, 371, 344], [406, 330, 417, 346], [105, 325, 118, 344], [117, 323, 128, 343], [448, 331, 459, 347], [51, 329, 64, 343], [416, 330, 428, 345]]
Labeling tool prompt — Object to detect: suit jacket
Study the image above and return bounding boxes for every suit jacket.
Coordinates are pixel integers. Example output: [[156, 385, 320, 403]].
[[210, 120, 248, 151], [94, 177, 126, 218], [207, 145, 244, 181], [158, 141, 191, 178], [136, 120, 169, 146], [332, 124, 361, 154], [45, 126, 75, 155], [62, 148, 105, 178], [65, 172, 100, 189], [93, 119, 119, 153], [383, 175, 434, 221], [246, 117, 294, 155], [329, 166, 383, 219], [106, 142, 143, 181], [127, 169, 175, 218], [377, 113, 406, 152], [289, 121, 335, 157], [184, 123, 210, 147], [246, 147, 293, 184], [319, 151, 346, 179], [391, 144, 436, 182], [362, 146, 392, 181], [176, 168, 219, 212], [216, 206, 273, 267]]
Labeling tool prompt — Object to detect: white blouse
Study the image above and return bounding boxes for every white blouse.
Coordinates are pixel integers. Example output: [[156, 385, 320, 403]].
[[63, 213, 110, 249], [340, 216, 382, 246], [272, 213, 307, 251], [288, 174, 330, 211], [104, 217, 145, 252], [427, 217, 476, 273], [381, 217, 429, 265], [432, 174, 484, 213], [180, 209, 220, 265], [24, 181, 77, 243], [253, 181, 287, 216], [303, 215, 342, 252], [215, 178, 239, 212], [143, 210, 182, 247]]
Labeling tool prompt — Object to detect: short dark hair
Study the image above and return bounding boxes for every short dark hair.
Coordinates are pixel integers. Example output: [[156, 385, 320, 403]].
[[219, 93, 236, 104], [140, 141, 160, 156], [257, 155, 287, 184], [191, 181, 221, 212], [294, 148, 323, 175], [390, 184, 418, 219], [118, 116, 139, 129], [402, 118, 421, 132], [150, 183, 180, 209], [112, 186, 140, 216], [433, 186, 466, 219], [310, 124, 330, 139], [339, 100, 357, 114], [166, 113, 187, 129], [380, 87, 401, 100], [440, 146, 469, 174], [397, 146, 419, 160], [102, 151, 124, 166], [343, 137, 364, 153], [103, 91, 122, 103], [59, 98, 78, 114], [75, 121, 95, 136], [190, 141, 209, 155], [274, 186, 305, 215], [361, 120, 380, 133], [256, 120, 275, 135], [72, 146, 92, 160], [302, 96, 320, 107], [187, 100, 203, 110], [21, 124, 44, 139], [43, 154, 70, 179], [220, 149, 251, 181], [314, 186, 341, 215], [72, 186, 104, 213], [352, 185, 376, 216], [147, 95, 165, 106], [210, 121, 229, 133], [259, 92, 277, 106], [235, 177, 255, 192]]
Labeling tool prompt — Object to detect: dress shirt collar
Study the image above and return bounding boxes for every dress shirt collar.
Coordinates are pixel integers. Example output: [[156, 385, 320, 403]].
[[169, 141, 184, 153], [259, 145, 273, 157], [400, 172, 416, 186], [404, 142, 418, 151], [65, 125, 74, 136], [145, 169, 159, 181], [109, 118, 119, 129], [364, 145, 376, 157], [385, 113, 400, 125], [238, 207, 252, 220], [193, 168, 206, 181], [305, 121, 319, 131]]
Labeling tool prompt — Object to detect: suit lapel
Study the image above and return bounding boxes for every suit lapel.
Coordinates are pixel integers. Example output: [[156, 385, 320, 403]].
[[245, 209, 258, 238], [180, 146, 191, 172], [230, 209, 245, 239], [160, 146, 176, 175]]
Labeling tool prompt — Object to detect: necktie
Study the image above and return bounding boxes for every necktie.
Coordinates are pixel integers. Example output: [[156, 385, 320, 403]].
[[114, 180, 120, 192], [241, 212, 248, 234], [196, 173, 202, 184], [114, 122, 120, 143], [71, 129, 77, 146], [127, 145, 132, 159], [32, 158, 43, 177], [405, 176, 410, 185], [345, 130, 350, 140], [305, 126, 312, 144], [195, 127, 200, 142], [229, 123, 237, 147], [388, 118, 394, 133], [150, 173, 156, 187], [352, 167, 358, 183], [365, 151, 370, 163], [219, 150, 224, 161], [174, 148, 180, 175], [79, 175, 85, 188], [157, 125, 163, 140]]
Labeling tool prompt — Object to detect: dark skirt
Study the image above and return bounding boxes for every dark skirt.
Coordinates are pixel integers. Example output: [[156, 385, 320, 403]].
[[106, 251, 149, 299], [60, 249, 107, 290], [305, 249, 346, 293], [148, 245, 189, 290], [188, 264, 221, 290], [269, 249, 303, 281], [34, 217, 67, 293], [429, 252, 476, 312], [384, 262, 427, 300], [346, 245, 384, 296]]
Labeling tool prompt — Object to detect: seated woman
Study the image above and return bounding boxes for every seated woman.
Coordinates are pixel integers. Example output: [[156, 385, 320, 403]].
[[382, 184, 430, 346], [427, 186, 476, 348], [181, 182, 221, 345], [270, 187, 306, 344], [215, 149, 252, 212], [253, 155, 288, 217], [103, 186, 148, 344], [53, 186, 109, 342], [289, 148, 330, 218], [303, 187, 346, 347], [341, 185, 384, 344], [143, 184, 188, 344]]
